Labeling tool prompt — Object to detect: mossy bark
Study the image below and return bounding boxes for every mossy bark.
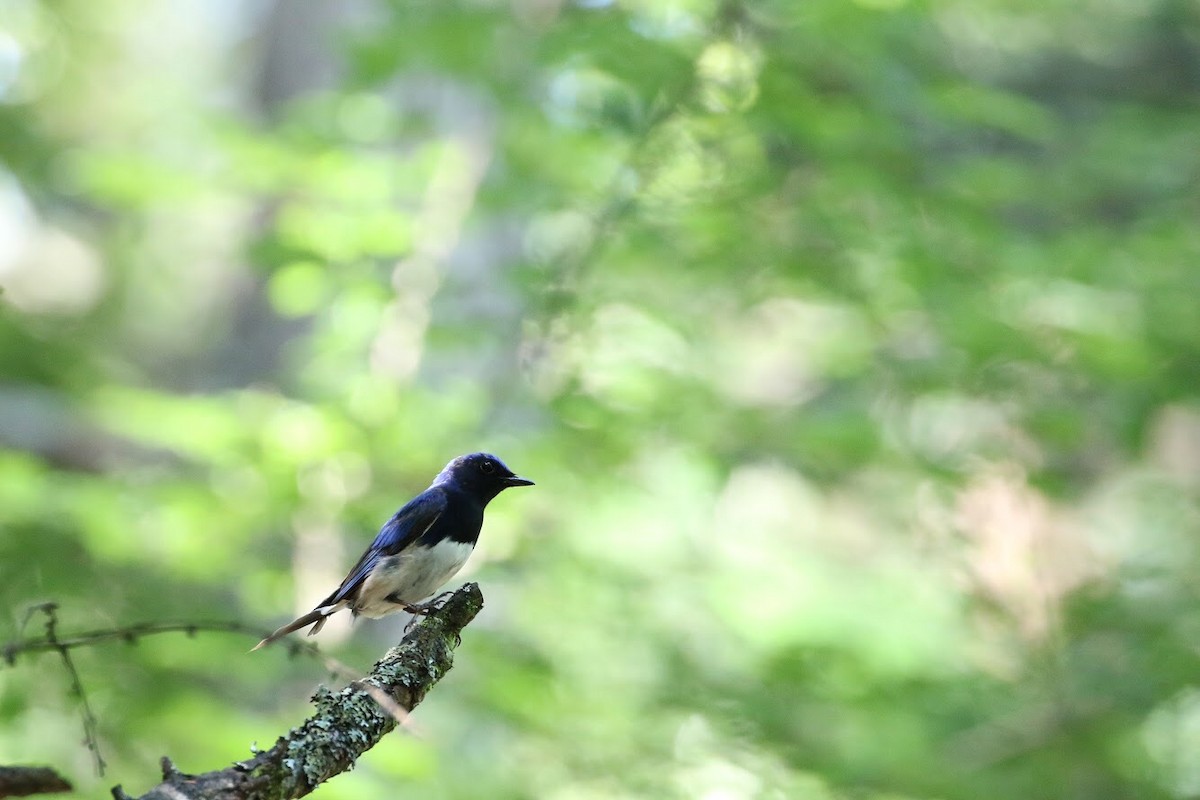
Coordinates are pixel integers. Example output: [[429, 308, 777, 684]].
[[114, 583, 484, 800]]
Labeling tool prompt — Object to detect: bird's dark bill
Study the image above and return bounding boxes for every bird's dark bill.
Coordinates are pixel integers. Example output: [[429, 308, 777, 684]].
[[504, 475, 535, 487]]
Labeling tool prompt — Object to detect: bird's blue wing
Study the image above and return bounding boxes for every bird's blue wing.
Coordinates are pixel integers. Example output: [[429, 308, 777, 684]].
[[319, 487, 448, 608]]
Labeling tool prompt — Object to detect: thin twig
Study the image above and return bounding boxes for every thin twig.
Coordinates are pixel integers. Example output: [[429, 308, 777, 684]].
[[33, 605, 107, 777], [5, 620, 270, 661], [4, 615, 416, 740]]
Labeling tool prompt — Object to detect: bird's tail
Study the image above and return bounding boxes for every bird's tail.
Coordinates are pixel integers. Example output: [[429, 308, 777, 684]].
[[251, 605, 337, 651]]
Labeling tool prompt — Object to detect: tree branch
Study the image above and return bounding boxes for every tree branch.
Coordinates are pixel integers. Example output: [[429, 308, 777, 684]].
[[0, 765, 72, 797], [113, 582, 484, 800]]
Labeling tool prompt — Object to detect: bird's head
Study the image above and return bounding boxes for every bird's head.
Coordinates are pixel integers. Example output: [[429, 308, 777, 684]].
[[434, 452, 534, 502]]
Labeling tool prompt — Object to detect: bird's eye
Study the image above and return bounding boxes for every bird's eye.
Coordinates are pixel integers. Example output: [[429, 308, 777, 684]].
[[480, 460, 496, 475]]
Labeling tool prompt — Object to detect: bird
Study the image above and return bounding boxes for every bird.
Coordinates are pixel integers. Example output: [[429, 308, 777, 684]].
[[253, 452, 533, 650]]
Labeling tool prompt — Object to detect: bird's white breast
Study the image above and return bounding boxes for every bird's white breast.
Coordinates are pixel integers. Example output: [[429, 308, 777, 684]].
[[354, 540, 475, 619]]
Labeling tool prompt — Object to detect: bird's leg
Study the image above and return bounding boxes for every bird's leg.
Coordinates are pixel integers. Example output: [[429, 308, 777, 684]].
[[403, 591, 455, 616], [384, 591, 454, 630], [387, 591, 458, 633], [391, 592, 457, 634]]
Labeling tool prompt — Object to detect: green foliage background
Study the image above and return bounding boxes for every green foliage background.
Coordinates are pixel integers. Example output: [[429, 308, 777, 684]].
[[2, 0, 1199, 797]]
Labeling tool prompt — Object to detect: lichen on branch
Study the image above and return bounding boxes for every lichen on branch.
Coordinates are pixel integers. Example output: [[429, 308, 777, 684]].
[[115, 583, 484, 800]]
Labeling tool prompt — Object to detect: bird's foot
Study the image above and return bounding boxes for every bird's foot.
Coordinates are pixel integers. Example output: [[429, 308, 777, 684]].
[[389, 591, 455, 633], [403, 591, 455, 616]]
